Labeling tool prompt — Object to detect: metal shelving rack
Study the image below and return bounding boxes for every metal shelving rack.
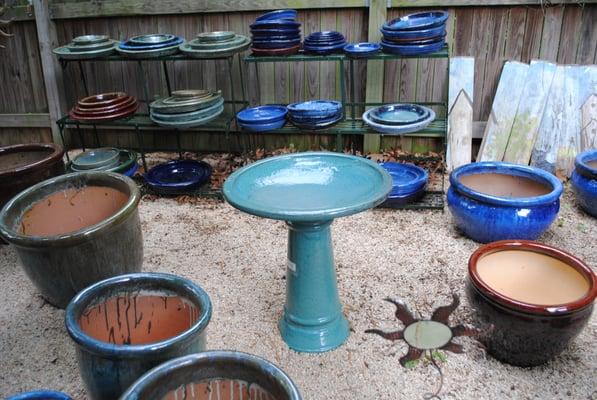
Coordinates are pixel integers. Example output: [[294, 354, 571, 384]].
[[244, 44, 449, 209], [56, 52, 249, 171]]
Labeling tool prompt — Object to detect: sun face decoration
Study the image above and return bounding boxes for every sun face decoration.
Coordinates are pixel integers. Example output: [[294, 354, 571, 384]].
[[366, 294, 479, 366]]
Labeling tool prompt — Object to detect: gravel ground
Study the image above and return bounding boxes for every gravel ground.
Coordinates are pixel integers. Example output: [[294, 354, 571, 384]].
[[0, 183, 595, 400]]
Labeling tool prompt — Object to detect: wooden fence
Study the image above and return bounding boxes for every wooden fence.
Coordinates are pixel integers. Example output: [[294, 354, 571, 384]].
[[0, 1, 595, 152]]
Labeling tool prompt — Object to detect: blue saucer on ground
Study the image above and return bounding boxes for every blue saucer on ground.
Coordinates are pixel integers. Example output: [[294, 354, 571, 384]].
[[256, 9, 297, 21], [287, 100, 342, 118], [343, 42, 381, 57], [369, 104, 430, 125], [380, 25, 445, 41], [381, 38, 445, 55], [237, 105, 287, 124], [144, 160, 212, 194], [379, 162, 428, 207], [383, 11, 448, 31], [6, 391, 73, 400]]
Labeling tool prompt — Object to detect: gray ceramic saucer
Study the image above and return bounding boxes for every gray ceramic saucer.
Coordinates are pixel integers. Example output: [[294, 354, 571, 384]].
[[171, 89, 211, 98], [72, 147, 120, 170], [151, 97, 225, 122], [179, 36, 251, 58], [150, 91, 222, 114], [129, 34, 176, 45], [115, 42, 182, 58], [188, 35, 247, 50], [67, 40, 116, 51], [72, 35, 109, 45], [197, 31, 236, 43], [150, 105, 224, 128], [53, 41, 119, 59], [362, 106, 435, 135]]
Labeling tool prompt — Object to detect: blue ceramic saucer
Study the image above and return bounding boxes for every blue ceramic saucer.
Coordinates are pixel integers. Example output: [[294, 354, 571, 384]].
[[369, 104, 430, 125], [252, 38, 302, 49], [287, 100, 342, 118], [304, 38, 345, 46], [239, 119, 286, 132], [380, 162, 428, 195], [383, 11, 448, 31], [383, 34, 446, 45], [306, 31, 344, 41], [256, 9, 297, 21], [237, 105, 287, 124], [289, 111, 342, 123], [362, 106, 435, 135], [250, 20, 301, 29], [381, 39, 445, 55], [303, 42, 346, 54], [119, 36, 183, 51], [251, 28, 301, 35], [6, 391, 73, 400], [343, 42, 381, 57], [289, 113, 343, 130], [381, 25, 445, 40], [251, 34, 301, 41], [145, 160, 212, 194]]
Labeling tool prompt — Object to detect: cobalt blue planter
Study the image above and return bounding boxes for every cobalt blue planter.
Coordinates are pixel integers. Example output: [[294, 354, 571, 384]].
[[6, 391, 72, 400], [447, 162, 563, 243], [120, 351, 302, 399], [571, 149, 597, 218], [65, 273, 212, 400]]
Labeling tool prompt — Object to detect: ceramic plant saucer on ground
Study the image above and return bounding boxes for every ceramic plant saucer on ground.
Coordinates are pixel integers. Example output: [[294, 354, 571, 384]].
[[71, 148, 120, 171], [144, 160, 212, 194]]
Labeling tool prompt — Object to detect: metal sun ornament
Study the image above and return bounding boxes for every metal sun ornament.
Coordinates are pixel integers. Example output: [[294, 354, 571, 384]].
[[366, 294, 480, 399]]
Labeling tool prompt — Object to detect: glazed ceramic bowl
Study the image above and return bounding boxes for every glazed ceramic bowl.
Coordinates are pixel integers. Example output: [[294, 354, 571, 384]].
[[571, 149, 597, 217], [0, 172, 143, 308], [66, 272, 212, 400], [6, 391, 72, 400], [0, 143, 65, 211], [120, 351, 301, 399], [447, 162, 563, 243], [467, 240, 597, 367]]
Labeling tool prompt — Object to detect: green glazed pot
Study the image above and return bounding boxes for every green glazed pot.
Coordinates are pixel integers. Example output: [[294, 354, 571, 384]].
[[0, 172, 143, 308]]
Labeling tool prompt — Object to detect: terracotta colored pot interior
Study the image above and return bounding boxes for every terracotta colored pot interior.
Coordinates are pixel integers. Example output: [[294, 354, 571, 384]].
[[475, 249, 590, 306], [19, 186, 128, 236], [459, 173, 551, 198], [0, 148, 55, 172], [79, 291, 201, 345], [164, 380, 276, 400]]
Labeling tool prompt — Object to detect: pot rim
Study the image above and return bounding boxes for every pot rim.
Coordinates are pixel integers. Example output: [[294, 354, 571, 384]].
[[6, 390, 72, 400], [468, 240, 597, 316], [575, 149, 597, 179], [65, 272, 212, 358], [0, 143, 64, 177], [449, 161, 563, 207], [119, 351, 302, 399], [0, 171, 140, 246]]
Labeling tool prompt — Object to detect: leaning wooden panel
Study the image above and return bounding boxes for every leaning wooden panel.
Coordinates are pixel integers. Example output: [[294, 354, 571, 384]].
[[580, 94, 597, 151], [446, 56, 474, 169], [448, 90, 473, 170]]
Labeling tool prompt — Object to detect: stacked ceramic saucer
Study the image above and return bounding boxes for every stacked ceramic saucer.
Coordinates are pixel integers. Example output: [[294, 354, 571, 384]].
[[180, 31, 251, 58], [343, 42, 381, 58], [380, 11, 448, 55], [116, 34, 183, 58], [53, 35, 119, 59], [236, 106, 287, 132], [363, 103, 435, 135], [250, 9, 302, 56], [303, 31, 347, 55], [69, 147, 139, 177], [287, 100, 343, 130], [144, 160, 212, 195], [379, 162, 428, 206], [150, 90, 224, 128], [69, 92, 138, 122]]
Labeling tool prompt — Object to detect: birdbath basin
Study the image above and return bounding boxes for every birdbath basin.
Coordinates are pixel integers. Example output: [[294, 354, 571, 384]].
[[224, 152, 392, 352]]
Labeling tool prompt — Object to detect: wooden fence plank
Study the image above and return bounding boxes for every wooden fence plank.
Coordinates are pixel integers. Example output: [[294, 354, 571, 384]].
[[478, 61, 529, 161], [575, 6, 597, 65], [0, 113, 51, 127], [539, 5, 564, 62], [557, 5, 583, 64], [503, 60, 556, 165], [521, 6, 544, 61], [581, 94, 597, 151]]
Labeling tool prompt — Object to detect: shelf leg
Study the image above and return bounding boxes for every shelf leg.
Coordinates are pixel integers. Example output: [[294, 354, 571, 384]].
[[175, 129, 183, 159], [93, 125, 100, 147], [135, 125, 147, 172], [76, 122, 85, 152], [238, 53, 247, 107], [58, 123, 69, 162], [349, 59, 356, 124], [339, 58, 346, 122], [254, 63, 261, 106], [78, 61, 89, 97], [227, 56, 237, 116], [163, 60, 172, 96], [137, 61, 151, 114]]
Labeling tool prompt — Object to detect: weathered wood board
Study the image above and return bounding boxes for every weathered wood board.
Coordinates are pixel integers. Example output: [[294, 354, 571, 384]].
[[581, 94, 597, 151], [503, 60, 556, 165], [447, 56, 474, 169], [477, 61, 529, 162], [448, 90, 473, 170]]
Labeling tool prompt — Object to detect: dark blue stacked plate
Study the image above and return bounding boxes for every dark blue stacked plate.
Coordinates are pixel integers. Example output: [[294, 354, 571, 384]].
[[287, 100, 343, 130], [144, 160, 212, 195], [236, 105, 287, 132], [380, 11, 448, 55], [250, 10, 301, 55], [379, 162, 428, 206], [343, 42, 381, 58], [303, 31, 346, 55]]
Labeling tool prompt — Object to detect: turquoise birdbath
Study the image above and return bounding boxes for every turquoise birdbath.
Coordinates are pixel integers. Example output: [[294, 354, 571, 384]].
[[223, 152, 392, 352]]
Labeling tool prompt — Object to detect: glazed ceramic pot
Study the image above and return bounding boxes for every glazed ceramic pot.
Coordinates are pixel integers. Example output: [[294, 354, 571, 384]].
[[0, 172, 143, 308], [120, 351, 301, 399], [66, 273, 212, 400], [447, 162, 563, 243], [467, 240, 596, 367], [0, 143, 65, 211], [571, 149, 597, 217], [6, 391, 72, 400]]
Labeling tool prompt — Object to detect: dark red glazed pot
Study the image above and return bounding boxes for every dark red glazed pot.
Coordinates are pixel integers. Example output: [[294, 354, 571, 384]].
[[0, 143, 65, 210], [467, 240, 597, 367]]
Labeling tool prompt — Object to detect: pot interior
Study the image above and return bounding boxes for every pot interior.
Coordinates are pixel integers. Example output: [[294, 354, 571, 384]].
[[79, 289, 201, 345], [587, 160, 597, 169], [19, 185, 128, 236], [164, 379, 276, 400], [475, 249, 590, 306], [459, 173, 551, 198], [0, 148, 54, 173]]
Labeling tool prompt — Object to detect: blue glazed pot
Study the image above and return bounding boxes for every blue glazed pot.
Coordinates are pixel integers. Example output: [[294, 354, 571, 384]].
[[447, 162, 563, 243], [571, 149, 597, 218], [65, 272, 212, 400], [120, 351, 301, 399], [6, 391, 72, 400]]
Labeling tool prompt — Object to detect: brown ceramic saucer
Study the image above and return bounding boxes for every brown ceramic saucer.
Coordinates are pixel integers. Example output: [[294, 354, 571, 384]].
[[78, 92, 128, 108], [72, 97, 136, 116], [251, 44, 300, 57], [70, 102, 138, 121]]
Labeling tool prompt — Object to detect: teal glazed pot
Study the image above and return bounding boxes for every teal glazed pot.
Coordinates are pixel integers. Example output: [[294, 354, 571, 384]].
[[0, 172, 143, 308], [447, 162, 563, 243], [65, 273, 212, 400], [571, 149, 597, 217], [120, 351, 301, 400]]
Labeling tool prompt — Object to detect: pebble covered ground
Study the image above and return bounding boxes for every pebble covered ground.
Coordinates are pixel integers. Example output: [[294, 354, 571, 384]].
[[0, 184, 595, 399]]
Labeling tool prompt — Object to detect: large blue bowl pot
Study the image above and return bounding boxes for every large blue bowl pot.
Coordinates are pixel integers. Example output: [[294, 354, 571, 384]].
[[120, 351, 301, 400], [0, 172, 143, 308], [6, 390, 73, 400], [447, 162, 563, 243], [571, 149, 597, 218], [65, 272, 212, 400]]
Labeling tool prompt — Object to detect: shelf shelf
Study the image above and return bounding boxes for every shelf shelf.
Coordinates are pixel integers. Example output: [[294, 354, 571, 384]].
[[58, 52, 244, 64]]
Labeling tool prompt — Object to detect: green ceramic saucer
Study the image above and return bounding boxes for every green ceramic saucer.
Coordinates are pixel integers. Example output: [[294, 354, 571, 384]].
[[188, 34, 247, 50], [53, 40, 119, 60], [72, 34, 109, 45], [197, 31, 236, 43], [150, 97, 225, 122], [150, 91, 222, 114], [150, 105, 224, 128], [115, 42, 182, 59], [179, 36, 251, 59]]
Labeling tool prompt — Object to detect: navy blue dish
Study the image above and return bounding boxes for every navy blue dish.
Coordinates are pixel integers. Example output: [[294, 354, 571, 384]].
[[251, 27, 301, 35], [447, 162, 563, 243], [287, 100, 342, 118], [383, 11, 449, 31], [239, 119, 287, 132], [343, 42, 381, 58], [306, 31, 344, 42], [380, 24, 445, 41], [381, 162, 428, 195], [119, 36, 183, 51], [571, 149, 597, 218], [251, 38, 302, 49], [252, 34, 301, 41], [237, 105, 287, 124], [145, 160, 212, 194], [250, 20, 301, 29], [6, 391, 73, 400], [369, 104, 430, 125], [303, 42, 346, 54], [289, 112, 342, 124], [256, 9, 298, 21], [289, 114, 343, 130], [381, 38, 445, 55]]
